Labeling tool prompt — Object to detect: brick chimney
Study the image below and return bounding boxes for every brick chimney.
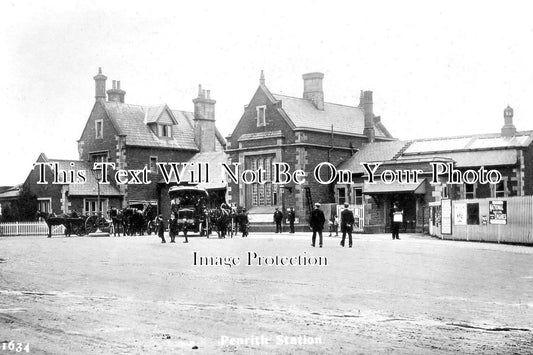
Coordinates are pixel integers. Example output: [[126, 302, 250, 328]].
[[93, 67, 107, 102], [107, 80, 126, 103], [501, 105, 517, 137], [193, 84, 217, 152], [302, 72, 324, 110], [361, 90, 375, 142]]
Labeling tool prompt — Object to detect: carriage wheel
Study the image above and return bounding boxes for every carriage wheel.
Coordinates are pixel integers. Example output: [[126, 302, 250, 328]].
[[85, 215, 108, 234], [85, 215, 98, 234]]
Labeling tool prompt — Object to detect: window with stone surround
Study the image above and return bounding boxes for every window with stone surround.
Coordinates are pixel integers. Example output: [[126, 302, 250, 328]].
[[84, 198, 108, 216], [95, 120, 103, 139], [150, 156, 158, 173], [256, 105, 266, 127], [248, 154, 276, 207], [90, 152, 108, 164], [37, 198, 52, 214]]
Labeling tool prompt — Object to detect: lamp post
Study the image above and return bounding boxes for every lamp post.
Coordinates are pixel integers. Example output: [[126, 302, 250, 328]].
[[94, 166, 102, 233], [88, 161, 109, 237]]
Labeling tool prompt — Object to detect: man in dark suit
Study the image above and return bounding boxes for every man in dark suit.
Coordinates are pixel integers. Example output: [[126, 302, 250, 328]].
[[287, 207, 296, 233], [310, 203, 325, 247], [157, 214, 166, 243], [340, 203, 355, 247], [390, 202, 403, 240], [273, 207, 283, 233]]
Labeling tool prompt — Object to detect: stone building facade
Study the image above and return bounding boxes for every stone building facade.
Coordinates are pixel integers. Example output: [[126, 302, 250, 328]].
[[225, 71, 394, 224], [77, 68, 227, 218]]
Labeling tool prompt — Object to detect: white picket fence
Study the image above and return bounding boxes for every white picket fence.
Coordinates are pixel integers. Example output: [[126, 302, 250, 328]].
[[0, 221, 65, 236]]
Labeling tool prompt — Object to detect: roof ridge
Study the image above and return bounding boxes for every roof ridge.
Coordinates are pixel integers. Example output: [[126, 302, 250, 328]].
[[105, 101, 194, 114], [272, 93, 362, 110], [407, 131, 533, 142]]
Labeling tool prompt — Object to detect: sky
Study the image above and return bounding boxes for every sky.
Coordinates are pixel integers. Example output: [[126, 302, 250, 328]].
[[1, 0, 533, 186]]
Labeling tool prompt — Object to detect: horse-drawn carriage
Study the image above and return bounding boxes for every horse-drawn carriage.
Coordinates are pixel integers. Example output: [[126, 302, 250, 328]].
[[36, 211, 111, 238], [169, 186, 210, 239], [168, 186, 248, 239]]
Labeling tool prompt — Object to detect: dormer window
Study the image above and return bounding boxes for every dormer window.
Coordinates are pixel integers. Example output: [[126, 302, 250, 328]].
[[158, 124, 172, 138], [256, 105, 266, 127]]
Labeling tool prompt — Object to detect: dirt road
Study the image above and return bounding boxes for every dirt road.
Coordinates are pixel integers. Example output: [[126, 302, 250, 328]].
[[1, 233, 532, 354]]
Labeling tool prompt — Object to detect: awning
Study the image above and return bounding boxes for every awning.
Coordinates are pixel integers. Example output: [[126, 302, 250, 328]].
[[363, 178, 426, 194]]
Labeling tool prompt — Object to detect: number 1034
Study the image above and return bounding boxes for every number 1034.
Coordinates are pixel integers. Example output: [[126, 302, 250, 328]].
[[1, 342, 30, 353]]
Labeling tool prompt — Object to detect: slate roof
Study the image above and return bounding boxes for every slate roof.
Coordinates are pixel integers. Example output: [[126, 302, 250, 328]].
[[42, 158, 121, 196], [339, 131, 533, 173], [338, 140, 408, 173], [398, 150, 518, 168], [157, 150, 228, 190], [272, 93, 390, 138], [0, 185, 22, 200], [404, 133, 533, 154], [101, 102, 225, 151]]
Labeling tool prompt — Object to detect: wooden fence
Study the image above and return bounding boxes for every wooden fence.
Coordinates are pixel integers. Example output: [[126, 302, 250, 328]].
[[0, 221, 65, 236], [429, 195, 533, 245]]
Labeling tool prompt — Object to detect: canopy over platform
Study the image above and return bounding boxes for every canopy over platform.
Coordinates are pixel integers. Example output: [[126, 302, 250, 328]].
[[363, 178, 426, 195]]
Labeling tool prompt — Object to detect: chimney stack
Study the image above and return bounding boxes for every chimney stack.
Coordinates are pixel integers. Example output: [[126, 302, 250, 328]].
[[93, 67, 107, 102], [302, 72, 324, 110], [361, 90, 375, 142], [107, 79, 126, 103], [501, 105, 517, 137], [193, 84, 217, 152], [259, 70, 265, 86]]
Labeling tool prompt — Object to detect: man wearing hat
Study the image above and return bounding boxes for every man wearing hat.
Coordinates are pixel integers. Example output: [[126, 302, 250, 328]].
[[273, 207, 283, 233], [340, 203, 355, 247], [287, 207, 296, 233], [309, 202, 326, 247]]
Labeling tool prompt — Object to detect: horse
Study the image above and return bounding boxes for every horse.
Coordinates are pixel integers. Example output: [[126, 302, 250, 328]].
[[108, 208, 124, 236], [142, 203, 157, 235], [208, 207, 231, 238], [235, 207, 249, 237], [36, 211, 71, 238], [122, 208, 145, 236]]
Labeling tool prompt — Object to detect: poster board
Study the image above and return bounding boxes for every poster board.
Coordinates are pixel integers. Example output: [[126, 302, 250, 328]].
[[454, 203, 467, 225], [489, 200, 507, 225], [441, 199, 452, 235]]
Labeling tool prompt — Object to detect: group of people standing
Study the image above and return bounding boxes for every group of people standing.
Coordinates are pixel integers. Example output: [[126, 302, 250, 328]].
[[273, 207, 296, 233], [309, 202, 355, 248]]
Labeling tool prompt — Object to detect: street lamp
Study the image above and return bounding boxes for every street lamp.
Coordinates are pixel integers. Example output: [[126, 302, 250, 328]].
[[88, 161, 109, 237], [93, 166, 102, 232]]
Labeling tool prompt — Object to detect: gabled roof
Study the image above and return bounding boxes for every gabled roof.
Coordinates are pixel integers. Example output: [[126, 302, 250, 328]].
[[339, 131, 533, 173], [143, 104, 178, 125], [272, 93, 391, 138], [100, 101, 225, 151]]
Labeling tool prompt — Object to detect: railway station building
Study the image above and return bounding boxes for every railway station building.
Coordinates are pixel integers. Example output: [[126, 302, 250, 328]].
[[225, 71, 395, 226]]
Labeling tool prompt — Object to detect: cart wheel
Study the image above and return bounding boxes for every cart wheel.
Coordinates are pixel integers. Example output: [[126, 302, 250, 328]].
[[85, 215, 98, 234]]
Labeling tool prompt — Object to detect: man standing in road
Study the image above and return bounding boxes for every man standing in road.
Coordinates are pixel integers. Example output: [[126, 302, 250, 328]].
[[340, 203, 355, 247], [287, 207, 296, 233], [310, 203, 325, 247], [390, 202, 403, 240], [273, 207, 283, 233], [157, 214, 166, 243]]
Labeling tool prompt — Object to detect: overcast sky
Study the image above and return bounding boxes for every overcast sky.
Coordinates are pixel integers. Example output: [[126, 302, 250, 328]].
[[1, 0, 532, 186]]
